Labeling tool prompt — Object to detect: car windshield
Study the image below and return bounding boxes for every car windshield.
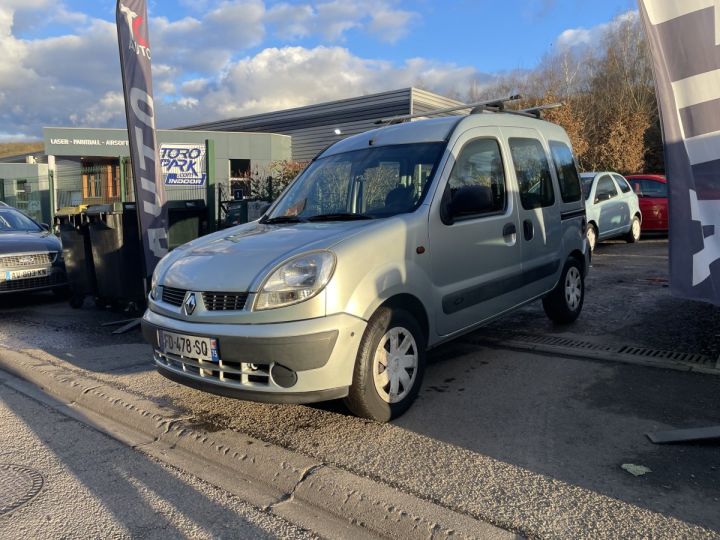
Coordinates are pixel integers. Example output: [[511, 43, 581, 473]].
[[580, 176, 594, 200], [0, 209, 42, 232], [265, 143, 446, 222]]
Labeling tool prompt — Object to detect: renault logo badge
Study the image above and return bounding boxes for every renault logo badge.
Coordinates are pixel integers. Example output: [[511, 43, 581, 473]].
[[183, 292, 197, 316]]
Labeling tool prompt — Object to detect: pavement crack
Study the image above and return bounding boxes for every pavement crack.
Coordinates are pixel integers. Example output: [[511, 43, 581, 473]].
[[157, 416, 193, 435], [265, 463, 324, 512]]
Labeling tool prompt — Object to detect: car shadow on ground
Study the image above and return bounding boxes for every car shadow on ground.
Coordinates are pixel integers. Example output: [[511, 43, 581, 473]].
[[391, 327, 720, 533], [0, 381, 280, 538]]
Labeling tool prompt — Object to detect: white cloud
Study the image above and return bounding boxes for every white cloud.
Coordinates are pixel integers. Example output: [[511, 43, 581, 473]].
[[265, 0, 419, 43], [367, 7, 418, 43], [157, 46, 491, 127], [556, 10, 637, 50], [0, 1, 487, 139], [265, 3, 315, 40]]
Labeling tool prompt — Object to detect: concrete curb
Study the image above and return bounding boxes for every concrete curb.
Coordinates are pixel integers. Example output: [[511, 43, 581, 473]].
[[0, 347, 516, 540]]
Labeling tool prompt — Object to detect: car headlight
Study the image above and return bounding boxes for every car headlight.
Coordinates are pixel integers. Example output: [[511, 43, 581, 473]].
[[150, 268, 160, 300], [254, 251, 336, 310]]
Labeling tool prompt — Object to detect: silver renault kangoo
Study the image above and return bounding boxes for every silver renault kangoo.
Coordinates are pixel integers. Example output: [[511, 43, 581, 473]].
[[142, 100, 590, 421]]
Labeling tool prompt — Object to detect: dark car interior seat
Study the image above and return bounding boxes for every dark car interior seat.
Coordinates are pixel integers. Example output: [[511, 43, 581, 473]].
[[384, 184, 415, 213]]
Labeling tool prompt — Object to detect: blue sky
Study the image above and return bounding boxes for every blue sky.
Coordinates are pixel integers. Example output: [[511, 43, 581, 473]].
[[1, 0, 637, 140]]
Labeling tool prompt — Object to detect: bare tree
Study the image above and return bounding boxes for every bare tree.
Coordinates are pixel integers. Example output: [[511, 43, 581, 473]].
[[464, 14, 661, 174]]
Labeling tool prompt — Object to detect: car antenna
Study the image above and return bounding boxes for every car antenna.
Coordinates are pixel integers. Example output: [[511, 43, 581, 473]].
[[375, 94, 523, 125]]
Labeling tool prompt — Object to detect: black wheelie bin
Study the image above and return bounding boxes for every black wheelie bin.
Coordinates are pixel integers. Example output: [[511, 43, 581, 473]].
[[86, 202, 145, 310], [54, 205, 96, 308]]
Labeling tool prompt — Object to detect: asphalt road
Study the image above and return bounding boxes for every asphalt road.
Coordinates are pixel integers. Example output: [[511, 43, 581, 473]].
[[1, 237, 719, 538], [480, 237, 720, 358]]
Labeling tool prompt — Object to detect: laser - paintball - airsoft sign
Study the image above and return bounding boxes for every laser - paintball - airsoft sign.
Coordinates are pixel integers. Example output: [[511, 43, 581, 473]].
[[161, 144, 207, 186]]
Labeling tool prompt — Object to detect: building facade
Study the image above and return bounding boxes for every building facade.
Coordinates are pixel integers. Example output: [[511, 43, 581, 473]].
[[181, 88, 465, 162], [1, 88, 464, 224]]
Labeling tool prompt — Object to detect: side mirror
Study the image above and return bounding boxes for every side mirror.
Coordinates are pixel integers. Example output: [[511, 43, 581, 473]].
[[40, 223, 50, 231]]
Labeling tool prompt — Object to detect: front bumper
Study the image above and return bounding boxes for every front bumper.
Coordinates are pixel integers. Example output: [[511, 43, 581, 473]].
[[141, 309, 367, 403]]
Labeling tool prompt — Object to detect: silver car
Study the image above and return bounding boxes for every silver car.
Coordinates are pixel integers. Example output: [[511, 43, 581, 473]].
[[142, 111, 590, 421], [580, 172, 642, 250]]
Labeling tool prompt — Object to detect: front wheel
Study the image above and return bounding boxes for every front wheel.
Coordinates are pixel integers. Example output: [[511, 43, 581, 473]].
[[344, 307, 425, 422], [542, 258, 585, 324], [626, 215, 641, 243]]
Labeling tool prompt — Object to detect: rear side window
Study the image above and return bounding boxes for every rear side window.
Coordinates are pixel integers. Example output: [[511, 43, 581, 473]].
[[595, 176, 618, 201], [612, 174, 632, 193], [509, 138, 555, 209], [447, 138, 506, 217], [549, 141, 582, 203]]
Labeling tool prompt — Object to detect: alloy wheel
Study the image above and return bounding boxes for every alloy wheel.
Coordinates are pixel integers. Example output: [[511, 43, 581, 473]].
[[564, 266, 582, 311]]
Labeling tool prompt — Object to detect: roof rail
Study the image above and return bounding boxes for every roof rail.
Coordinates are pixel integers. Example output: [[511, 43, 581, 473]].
[[518, 103, 563, 119], [375, 94, 522, 125]]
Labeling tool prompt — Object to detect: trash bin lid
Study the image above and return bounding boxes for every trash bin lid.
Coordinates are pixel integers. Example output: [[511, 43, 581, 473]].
[[85, 202, 124, 215], [55, 205, 88, 216], [165, 199, 206, 210]]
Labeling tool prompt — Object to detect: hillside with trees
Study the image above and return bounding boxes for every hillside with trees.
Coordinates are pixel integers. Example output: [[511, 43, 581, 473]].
[[0, 142, 44, 159]]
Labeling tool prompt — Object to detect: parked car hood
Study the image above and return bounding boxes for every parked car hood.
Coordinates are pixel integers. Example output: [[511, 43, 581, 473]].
[[159, 220, 370, 292], [0, 232, 61, 255]]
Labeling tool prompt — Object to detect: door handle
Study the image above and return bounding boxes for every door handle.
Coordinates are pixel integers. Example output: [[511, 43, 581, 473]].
[[523, 219, 534, 241], [502, 223, 516, 236]]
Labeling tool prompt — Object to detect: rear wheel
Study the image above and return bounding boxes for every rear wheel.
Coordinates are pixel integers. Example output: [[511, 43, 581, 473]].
[[543, 258, 584, 324], [626, 215, 641, 243], [344, 307, 425, 422]]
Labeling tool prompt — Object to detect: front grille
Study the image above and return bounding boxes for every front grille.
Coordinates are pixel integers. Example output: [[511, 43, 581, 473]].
[[161, 287, 249, 311], [202, 292, 249, 311], [155, 350, 270, 387], [0, 273, 63, 292], [0, 252, 55, 269], [162, 286, 186, 306]]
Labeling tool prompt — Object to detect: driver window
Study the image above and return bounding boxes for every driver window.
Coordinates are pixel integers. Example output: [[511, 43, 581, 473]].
[[446, 138, 506, 219]]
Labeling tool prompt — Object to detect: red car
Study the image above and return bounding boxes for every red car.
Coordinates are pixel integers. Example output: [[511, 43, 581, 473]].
[[625, 174, 668, 231]]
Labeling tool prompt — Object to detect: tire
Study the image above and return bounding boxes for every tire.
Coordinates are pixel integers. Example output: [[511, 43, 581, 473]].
[[344, 307, 426, 422], [586, 223, 597, 252], [626, 215, 641, 243], [542, 257, 584, 324]]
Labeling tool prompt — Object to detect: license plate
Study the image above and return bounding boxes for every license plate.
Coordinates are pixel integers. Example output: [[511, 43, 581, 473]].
[[159, 330, 219, 362], [3, 267, 48, 281]]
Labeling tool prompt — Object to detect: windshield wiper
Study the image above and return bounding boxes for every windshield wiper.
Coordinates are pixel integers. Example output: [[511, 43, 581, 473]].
[[307, 213, 374, 222], [260, 215, 308, 224]]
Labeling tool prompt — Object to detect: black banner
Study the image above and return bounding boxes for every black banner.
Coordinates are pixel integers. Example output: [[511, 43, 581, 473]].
[[116, 0, 168, 281], [640, 0, 720, 305]]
